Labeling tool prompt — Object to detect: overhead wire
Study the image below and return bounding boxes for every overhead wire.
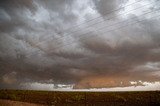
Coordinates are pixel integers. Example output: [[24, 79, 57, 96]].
[[27, 8, 160, 57], [27, 1, 160, 57], [33, 0, 147, 47]]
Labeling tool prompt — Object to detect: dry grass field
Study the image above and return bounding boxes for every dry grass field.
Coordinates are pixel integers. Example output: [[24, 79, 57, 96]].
[[0, 90, 160, 106]]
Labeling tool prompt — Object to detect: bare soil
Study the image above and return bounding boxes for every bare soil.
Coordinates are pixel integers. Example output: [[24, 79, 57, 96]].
[[0, 99, 46, 106]]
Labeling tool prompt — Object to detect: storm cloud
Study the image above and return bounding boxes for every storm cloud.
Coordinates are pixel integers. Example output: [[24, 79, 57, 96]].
[[0, 0, 160, 89]]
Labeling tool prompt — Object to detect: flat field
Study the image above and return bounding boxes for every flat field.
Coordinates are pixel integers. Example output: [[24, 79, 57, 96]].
[[0, 90, 160, 106]]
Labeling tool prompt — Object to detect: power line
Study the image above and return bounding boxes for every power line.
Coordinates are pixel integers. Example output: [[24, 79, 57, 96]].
[[28, 7, 160, 57], [33, 0, 157, 48], [63, 0, 143, 33], [34, 0, 144, 46], [65, 1, 157, 35], [48, 9, 160, 54], [27, 8, 160, 57]]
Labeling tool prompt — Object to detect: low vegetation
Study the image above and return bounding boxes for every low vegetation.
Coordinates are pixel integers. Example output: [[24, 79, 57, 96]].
[[0, 90, 160, 106]]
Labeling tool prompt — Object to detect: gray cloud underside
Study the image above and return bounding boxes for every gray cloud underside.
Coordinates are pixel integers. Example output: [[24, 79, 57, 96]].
[[0, 0, 160, 89]]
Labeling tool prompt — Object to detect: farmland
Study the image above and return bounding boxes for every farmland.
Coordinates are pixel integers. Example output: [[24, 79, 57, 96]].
[[0, 90, 160, 106]]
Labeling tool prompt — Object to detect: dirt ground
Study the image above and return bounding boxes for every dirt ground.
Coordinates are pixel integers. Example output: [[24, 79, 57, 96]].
[[0, 90, 160, 106], [0, 99, 46, 106]]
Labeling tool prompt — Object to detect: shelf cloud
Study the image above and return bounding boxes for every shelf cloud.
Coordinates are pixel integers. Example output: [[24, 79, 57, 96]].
[[0, 0, 160, 90]]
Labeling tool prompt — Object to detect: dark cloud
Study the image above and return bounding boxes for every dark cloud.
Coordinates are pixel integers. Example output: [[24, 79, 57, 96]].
[[0, 0, 160, 89], [0, 0, 36, 13], [93, 0, 128, 17]]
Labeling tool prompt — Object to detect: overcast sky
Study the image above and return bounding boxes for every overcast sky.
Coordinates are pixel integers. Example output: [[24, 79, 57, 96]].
[[0, 0, 160, 90]]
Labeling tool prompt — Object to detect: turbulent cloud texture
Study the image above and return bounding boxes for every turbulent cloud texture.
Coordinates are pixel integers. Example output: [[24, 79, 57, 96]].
[[0, 0, 160, 89]]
